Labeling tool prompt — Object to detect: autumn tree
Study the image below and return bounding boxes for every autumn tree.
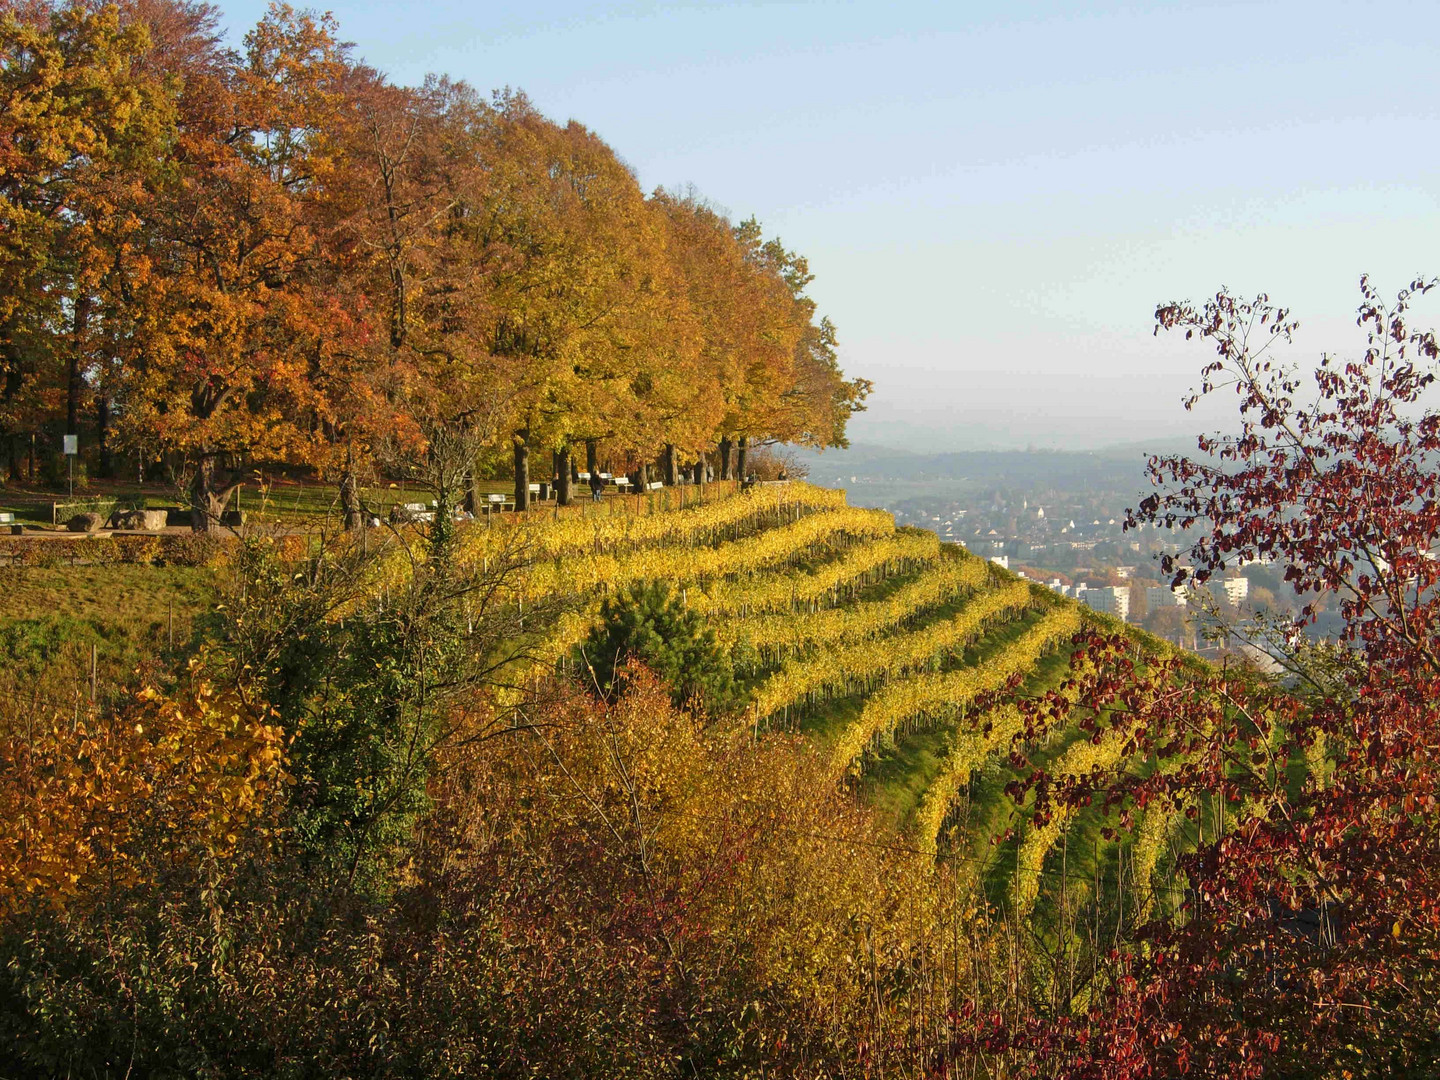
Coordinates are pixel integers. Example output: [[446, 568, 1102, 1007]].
[[473, 100, 704, 508], [652, 189, 756, 483], [974, 278, 1440, 1079], [105, 5, 359, 530], [323, 75, 504, 526], [0, 1, 173, 481], [718, 218, 870, 480]]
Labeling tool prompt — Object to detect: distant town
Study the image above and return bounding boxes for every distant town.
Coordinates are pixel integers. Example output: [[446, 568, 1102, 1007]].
[[800, 443, 1337, 662]]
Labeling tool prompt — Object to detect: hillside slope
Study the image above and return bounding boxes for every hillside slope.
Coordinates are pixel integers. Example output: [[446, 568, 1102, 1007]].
[[486, 480, 1186, 925], [3, 480, 1182, 928]]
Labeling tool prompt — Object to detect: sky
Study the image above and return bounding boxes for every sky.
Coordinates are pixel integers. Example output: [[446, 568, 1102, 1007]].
[[218, 0, 1440, 452]]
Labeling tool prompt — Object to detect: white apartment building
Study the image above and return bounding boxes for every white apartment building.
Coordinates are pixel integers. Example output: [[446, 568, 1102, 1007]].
[[1077, 585, 1130, 621], [1208, 577, 1250, 606], [1147, 585, 1188, 610]]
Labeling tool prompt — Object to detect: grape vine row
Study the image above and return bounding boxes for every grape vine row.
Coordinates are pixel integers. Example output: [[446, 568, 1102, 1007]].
[[829, 604, 1084, 774], [731, 556, 991, 658], [752, 580, 1036, 723]]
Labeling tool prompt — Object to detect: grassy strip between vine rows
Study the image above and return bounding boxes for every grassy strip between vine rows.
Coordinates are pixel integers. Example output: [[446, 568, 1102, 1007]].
[[729, 554, 991, 656], [752, 579, 1037, 724], [912, 656, 1086, 856], [830, 605, 1086, 776], [1006, 722, 1133, 918]]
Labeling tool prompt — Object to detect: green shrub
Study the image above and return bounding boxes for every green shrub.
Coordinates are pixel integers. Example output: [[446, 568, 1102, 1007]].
[[580, 580, 743, 717]]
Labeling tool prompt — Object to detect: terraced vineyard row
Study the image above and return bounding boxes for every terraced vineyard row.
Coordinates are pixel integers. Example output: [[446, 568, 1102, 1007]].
[[499, 482, 1193, 925], [751, 580, 1035, 720], [830, 604, 1084, 775], [519, 503, 895, 602], [730, 557, 990, 659]]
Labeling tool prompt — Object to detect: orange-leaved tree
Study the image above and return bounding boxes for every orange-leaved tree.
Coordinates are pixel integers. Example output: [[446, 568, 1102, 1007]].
[[0, 678, 287, 920], [109, 5, 359, 530]]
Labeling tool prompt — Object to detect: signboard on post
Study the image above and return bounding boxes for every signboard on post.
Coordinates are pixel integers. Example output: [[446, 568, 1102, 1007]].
[[62, 434, 77, 498]]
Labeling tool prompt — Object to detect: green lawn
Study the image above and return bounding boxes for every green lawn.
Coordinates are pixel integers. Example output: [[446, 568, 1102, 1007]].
[[0, 477, 522, 528], [0, 564, 216, 704]]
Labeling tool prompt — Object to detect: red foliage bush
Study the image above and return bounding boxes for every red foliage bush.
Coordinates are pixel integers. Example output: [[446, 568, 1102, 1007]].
[[957, 279, 1440, 1079]]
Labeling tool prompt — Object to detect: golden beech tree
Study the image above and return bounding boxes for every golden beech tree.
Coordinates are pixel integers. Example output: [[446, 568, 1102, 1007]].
[[652, 190, 769, 481], [0, 2, 172, 480], [321, 75, 501, 524], [727, 222, 870, 475], [472, 101, 720, 506]]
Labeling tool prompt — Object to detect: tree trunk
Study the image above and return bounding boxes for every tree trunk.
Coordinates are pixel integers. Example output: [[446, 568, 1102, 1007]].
[[513, 431, 530, 511], [585, 438, 598, 477], [190, 453, 241, 533], [719, 437, 733, 480], [95, 396, 112, 478], [692, 458, 705, 487], [66, 296, 89, 440], [662, 443, 678, 486], [737, 436, 749, 481], [556, 447, 573, 506], [340, 468, 363, 530], [469, 469, 486, 515]]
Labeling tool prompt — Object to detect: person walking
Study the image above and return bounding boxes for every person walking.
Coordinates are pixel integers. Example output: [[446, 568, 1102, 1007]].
[[590, 470, 605, 503]]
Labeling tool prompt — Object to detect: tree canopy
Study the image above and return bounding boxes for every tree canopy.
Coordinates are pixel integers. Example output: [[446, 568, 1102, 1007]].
[[0, 0, 869, 526]]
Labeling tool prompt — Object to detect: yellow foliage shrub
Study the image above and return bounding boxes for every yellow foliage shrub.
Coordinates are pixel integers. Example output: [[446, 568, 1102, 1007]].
[[0, 679, 287, 917]]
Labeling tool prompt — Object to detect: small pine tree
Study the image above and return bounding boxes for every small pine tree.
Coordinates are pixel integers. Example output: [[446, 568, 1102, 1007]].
[[580, 581, 741, 717]]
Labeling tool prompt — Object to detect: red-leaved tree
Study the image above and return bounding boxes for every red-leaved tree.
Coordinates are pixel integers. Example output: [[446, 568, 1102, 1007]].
[[956, 278, 1440, 1079]]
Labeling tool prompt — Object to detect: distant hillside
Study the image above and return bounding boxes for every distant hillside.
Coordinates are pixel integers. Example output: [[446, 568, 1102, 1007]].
[[788, 445, 1156, 525], [792, 441, 1189, 490]]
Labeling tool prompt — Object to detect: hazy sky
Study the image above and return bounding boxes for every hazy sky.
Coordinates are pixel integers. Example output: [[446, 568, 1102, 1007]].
[[219, 0, 1440, 451]]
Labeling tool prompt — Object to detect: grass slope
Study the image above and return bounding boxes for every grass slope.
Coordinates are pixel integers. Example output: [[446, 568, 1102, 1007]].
[[2, 482, 1176, 926]]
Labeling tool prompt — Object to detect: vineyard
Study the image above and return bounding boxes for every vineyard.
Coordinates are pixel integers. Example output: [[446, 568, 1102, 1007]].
[[482, 480, 1186, 924]]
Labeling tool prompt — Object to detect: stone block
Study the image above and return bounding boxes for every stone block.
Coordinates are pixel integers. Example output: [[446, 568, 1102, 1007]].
[[109, 509, 169, 531], [66, 512, 102, 533]]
